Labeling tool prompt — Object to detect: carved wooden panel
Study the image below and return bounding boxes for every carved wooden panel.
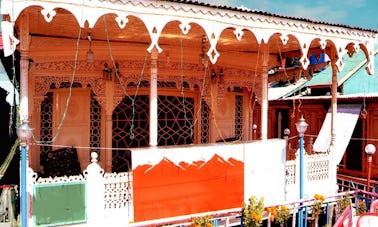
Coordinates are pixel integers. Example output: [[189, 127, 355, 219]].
[[53, 88, 91, 170]]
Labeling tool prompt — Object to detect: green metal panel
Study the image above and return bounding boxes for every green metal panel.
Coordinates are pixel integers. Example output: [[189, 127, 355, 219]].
[[344, 52, 378, 95], [33, 182, 87, 226], [305, 49, 369, 87]]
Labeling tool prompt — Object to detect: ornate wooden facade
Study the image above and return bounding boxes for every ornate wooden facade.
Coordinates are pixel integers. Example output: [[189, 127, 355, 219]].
[[2, 0, 377, 181]]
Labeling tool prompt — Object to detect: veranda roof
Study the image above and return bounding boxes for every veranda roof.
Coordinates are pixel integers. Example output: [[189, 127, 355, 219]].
[[305, 45, 378, 88]]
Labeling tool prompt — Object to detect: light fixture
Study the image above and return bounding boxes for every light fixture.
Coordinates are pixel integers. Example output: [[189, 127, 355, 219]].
[[211, 69, 217, 83], [365, 144, 376, 156], [365, 143, 376, 192], [210, 67, 225, 84], [103, 62, 112, 81], [102, 62, 120, 81], [295, 115, 308, 137], [296, 115, 307, 227], [16, 119, 32, 227], [252, 124, 257, 140], [16, 119, 32, 145], [86, 33, 94, 63], [284, 128, 290, 137]]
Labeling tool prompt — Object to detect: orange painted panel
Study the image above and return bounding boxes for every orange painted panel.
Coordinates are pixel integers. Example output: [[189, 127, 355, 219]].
[[133, 154, 244, 221]]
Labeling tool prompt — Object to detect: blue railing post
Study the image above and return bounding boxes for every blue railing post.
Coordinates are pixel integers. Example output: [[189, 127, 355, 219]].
[[213, 218, 218, 227], [20, 144, 28, 227], [326, 202, 330, 226], [298, 135, 304, 227]]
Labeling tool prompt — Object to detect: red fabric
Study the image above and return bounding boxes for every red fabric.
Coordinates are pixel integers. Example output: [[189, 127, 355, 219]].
[[133, 154, 244, 222]]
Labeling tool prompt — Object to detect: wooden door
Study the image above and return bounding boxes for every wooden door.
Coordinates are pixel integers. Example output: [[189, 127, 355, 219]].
[[53, 88, 90, 171], [368, 107, 378, 180]]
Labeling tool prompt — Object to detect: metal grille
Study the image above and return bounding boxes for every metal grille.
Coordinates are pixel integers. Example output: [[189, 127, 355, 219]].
[[112, 94, 195, 171], [40, 92, 53, 167], [90, 92, 101, 158], [157, 95, 194, 146], [235, 95, 243, 140], [112, 96, 149, 172], [39, 83, 101, 167], [200, 100, 210, 144]]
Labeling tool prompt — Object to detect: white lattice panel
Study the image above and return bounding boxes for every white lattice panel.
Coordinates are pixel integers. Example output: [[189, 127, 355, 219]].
[[103, 172, 133, 210], [285, 160, 296, 185], [306, 153, 330, 182], [34, 174, 85, 184]]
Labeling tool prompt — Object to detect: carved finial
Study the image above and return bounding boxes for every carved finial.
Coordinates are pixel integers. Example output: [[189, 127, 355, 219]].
[[91, 152, 98, 163]]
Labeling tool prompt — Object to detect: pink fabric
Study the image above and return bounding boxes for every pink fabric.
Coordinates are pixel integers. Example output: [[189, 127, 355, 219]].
[[0, 33, 3, 50]]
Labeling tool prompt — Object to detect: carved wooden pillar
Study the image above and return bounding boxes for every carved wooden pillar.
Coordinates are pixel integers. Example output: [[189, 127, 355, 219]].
[[19, 15, 30, 122], [330, 48, 339, 193], [260, 42, 269, 140], [149, 49, 158, 146], [330, 51, 338, 149], [104, 80, 114, 172]]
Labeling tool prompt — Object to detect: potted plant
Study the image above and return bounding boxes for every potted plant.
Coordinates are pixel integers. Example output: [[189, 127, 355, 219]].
[[275, 205, 291, 227], [311, 194, 325, 227], [242, 196, 264, 227], [190, 215, 213, 227], [336, 192, 351, 219]]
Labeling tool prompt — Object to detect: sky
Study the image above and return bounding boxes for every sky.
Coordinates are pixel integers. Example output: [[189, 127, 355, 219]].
[[198, 0, 378, 31]]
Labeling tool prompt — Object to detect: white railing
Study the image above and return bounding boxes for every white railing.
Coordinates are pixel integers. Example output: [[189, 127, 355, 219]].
[[27, 145, 336, 226], [29, 152, 133, 227], [285, 151, 335, 202]]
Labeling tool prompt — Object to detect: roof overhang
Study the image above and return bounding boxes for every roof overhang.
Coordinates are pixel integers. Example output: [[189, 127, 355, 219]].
[[1, 0, 377, 86]]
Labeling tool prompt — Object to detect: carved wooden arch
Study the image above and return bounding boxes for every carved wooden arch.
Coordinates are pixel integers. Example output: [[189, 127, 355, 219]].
[[359, 42, 375, 75], [34, 75, 106, 108], [5, 0, 376, 73]]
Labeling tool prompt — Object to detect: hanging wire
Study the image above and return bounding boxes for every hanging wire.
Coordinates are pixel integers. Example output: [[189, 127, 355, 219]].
[[103, 15, 148, 139], [192, 36, 209, 129], [28, 25, 83, 145], [0, 139, 19, 180], [179, 37, 194, 137], [248, 43, 261, 139], [276, 39, 291, 84], [9, 44, 17, 136], [361, 70, 368, 118], [4, 8, 19, 137]]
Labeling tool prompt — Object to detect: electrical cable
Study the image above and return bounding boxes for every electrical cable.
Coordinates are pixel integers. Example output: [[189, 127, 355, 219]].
[[179, 37, 194, 137], [103, 15, 148, 139], [0, 139, 19, 180], [28, 24, 83, 145]]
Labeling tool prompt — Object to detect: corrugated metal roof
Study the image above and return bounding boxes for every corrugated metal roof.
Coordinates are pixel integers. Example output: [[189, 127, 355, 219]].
[[162, 0, 378, 32], [268, 78, 307, 100], [305, 49, 370, 87], [343, 50, 378, 94]]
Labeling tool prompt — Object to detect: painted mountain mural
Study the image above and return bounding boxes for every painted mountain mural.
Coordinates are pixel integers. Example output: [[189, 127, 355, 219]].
[[133, 154, 244, 221]]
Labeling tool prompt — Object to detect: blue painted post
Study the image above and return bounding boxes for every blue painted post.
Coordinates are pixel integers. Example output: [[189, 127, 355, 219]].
[[326, 202, 330, 226], [213, 218, 218, 227], [298, 135, 304, 227], [21, 144, 28, 227], [304, 206, 308, 227]]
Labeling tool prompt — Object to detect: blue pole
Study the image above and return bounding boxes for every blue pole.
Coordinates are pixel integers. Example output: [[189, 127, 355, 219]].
[[21, 144, 27, 227], [298, 135, 304, 227]]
